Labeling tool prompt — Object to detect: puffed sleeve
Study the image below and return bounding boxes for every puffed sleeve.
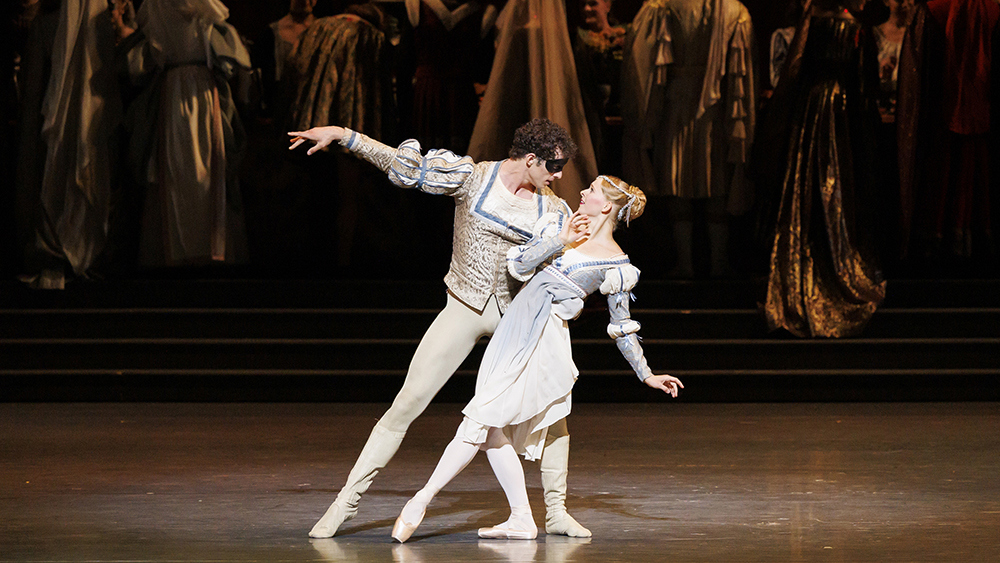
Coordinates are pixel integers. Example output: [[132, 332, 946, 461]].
[[506, 212, 566, 281], [340, 129, 475, 197], [601, 264, 653, 381]]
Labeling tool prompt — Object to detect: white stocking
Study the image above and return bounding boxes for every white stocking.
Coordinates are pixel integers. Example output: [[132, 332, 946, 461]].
[[401, 435, 480, 524], [483, 427, 534, 531], [483, 427, 530, 509]]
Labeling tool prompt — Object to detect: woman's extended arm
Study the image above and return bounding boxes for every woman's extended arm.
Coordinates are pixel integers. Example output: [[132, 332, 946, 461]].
[[603, 265, 682, 396]]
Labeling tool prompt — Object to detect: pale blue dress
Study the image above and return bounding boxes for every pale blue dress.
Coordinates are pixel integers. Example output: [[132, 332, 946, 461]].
[[458, 214, 654, 460]]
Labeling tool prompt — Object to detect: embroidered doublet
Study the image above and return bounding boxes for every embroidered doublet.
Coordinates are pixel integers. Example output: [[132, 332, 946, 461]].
[[341, 130, 568, 312]]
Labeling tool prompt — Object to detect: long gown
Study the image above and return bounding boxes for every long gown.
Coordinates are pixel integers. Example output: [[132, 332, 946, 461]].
[[757, 12, 887, 338], [289, 11, 394, 142], [458, 214, 653, 460], [122, 0, 250, 266]]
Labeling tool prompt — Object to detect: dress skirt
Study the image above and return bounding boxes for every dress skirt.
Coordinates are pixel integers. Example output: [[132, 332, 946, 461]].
[[460, 270, 585, 460], [140, 65, 228, 265], [762, 17, 886, 338]]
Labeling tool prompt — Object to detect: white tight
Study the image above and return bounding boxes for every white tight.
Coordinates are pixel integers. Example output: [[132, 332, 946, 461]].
[[400, 425, 529, 523], [379, 292, 502, 434]]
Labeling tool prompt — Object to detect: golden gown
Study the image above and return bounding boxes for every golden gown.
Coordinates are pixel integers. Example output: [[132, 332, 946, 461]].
[[760, 13, 886, 338]]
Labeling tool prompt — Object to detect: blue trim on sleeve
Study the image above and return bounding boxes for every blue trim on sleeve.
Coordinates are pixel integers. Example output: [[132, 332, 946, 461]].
[[418, 157, 429, 190], [345, 130, 359, 150]]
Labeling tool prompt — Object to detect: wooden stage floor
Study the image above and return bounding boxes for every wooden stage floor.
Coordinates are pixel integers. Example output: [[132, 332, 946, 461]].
[[2, 402, 998, 562]]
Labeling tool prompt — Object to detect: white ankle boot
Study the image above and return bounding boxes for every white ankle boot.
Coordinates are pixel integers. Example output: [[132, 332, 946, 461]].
[[540, 433, 592, 537], [309, 423, 406, 538]]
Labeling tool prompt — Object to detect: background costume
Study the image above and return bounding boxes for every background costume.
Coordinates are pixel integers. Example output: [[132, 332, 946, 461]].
[[289, 9, 394, 142], [621, 0, 756, 278], [897, 0, 999, 264], [573, 5, 628, 172], [309, 129, 590, 539], [467, 0, 598, 203], [769, 24, 795, 89], [622, 0, 755, 205], [752, 1, 888, 338], [406, 0, 497, 154], [867, 1, 912, 269], [288, 6, 396, 269], [253, 2, 315, 123], [120, 0, 250, 266], [17, 0, 119, 288]]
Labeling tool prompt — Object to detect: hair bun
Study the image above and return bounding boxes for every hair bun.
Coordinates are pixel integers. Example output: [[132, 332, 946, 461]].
[[626, 184, 646, 222], [598, 175, 646, 226]]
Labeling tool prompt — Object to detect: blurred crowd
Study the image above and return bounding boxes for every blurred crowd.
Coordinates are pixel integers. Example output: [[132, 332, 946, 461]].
[[2, 0, 998, 333]]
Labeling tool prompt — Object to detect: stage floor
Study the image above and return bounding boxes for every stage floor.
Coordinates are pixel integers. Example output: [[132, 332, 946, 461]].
[[2, 402, 998, 562]]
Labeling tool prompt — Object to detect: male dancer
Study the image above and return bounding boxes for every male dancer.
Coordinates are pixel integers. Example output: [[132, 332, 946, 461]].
[[288, 118, 592, 538]]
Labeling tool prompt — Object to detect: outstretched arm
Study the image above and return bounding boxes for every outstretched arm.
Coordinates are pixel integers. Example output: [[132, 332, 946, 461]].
[[289, 126, 474, 196], [609, 307, 682, 397]]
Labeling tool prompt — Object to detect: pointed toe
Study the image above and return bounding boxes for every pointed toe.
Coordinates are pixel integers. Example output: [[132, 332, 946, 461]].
[[391, 499, 426, 543]]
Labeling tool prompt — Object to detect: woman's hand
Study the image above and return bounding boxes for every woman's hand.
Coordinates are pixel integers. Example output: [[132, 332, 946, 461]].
[[558, 210, 590, 245], [644, 374, 683, 398], [288, 126, 347, 155]]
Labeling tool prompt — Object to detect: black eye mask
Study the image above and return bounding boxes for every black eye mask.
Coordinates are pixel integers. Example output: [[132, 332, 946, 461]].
[[544, 157, 569, 174]]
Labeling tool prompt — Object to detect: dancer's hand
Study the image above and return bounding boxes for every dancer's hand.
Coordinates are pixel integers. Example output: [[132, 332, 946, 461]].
[[558, 211, 590, 245], [288, 126, 346, 155], [644, 374, 683, 397]]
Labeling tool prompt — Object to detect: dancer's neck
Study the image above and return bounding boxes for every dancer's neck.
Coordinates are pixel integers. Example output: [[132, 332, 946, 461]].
[[498, 159, 538, 200]]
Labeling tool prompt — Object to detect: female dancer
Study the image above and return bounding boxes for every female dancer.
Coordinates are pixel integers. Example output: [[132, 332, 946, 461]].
[[391, 175, 683, 542]]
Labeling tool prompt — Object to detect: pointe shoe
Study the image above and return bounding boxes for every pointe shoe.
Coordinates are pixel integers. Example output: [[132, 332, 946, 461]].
[[477, 521, 538, 540], [391, 498, 426, 543]]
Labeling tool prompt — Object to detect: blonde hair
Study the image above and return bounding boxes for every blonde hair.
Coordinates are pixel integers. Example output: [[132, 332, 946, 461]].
[[597, 175, 646, 227]]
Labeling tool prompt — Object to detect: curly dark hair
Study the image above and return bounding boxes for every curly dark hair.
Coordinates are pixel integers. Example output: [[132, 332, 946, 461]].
[[508, 118, 578, 161]]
